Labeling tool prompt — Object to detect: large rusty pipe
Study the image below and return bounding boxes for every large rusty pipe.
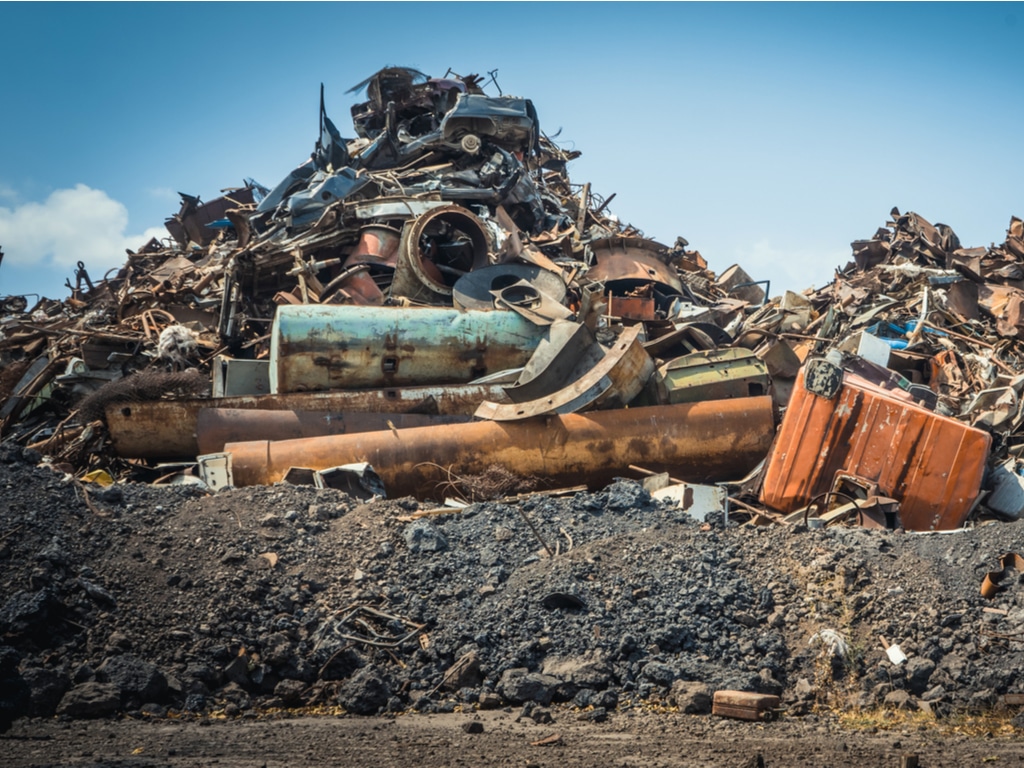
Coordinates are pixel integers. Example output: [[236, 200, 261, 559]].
[[224, 397, 775, 498], [196, 408, 471, 455], [105, 382, 509, 460]]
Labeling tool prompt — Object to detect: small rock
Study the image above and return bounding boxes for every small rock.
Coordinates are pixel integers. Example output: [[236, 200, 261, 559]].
[[462, 720, 484, 734], [478, 692, 502, 710], [669, 680, 711, 714], [883, 689, 916, 711], [641, 661, 676, 687], [922, 684, 946, 702], [274, 679, 306, 705], [578, 706, 608, 723], [497, 668, 562, 705], [338, 668, 392, 715], [530, 707, 554, 724], [57, 682, 121, 718], [404, 521, 448, 554], [442, 651, 482, 691], [96, 655, 167, 707], [223, 656, 251, 687], [21, 667, 70, 717]]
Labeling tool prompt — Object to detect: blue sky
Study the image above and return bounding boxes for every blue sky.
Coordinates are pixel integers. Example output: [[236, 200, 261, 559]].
[[1, 2, 1021, 301]]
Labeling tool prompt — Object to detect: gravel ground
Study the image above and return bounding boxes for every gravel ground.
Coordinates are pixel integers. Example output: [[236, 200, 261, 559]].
[[4, 440, 1024, 761]]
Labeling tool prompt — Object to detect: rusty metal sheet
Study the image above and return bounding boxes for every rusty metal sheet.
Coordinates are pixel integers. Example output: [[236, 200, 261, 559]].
[[474, 325, 654, 421], [504, 321, 599, 403], [981, 553, 1024, 599], [223, 397, 776, 496], [105, 382, 510, 460], [607, 294, 656, 322], [760, 359, 991, 531], [269, 305, 545, 392], [195, 408, 470, 455], [586, 237, 683, 295]]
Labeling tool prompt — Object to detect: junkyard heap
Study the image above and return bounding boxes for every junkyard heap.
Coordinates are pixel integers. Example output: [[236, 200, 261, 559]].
[[2, 65, 1024, 532]]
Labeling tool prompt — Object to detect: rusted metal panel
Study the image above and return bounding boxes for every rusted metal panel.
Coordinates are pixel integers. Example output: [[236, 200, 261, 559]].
[[586, 237, 683, 295], [269, 305, 545, 393], [195, 408, 470, 455], [105, 382, 510, 460], [222, 397, 776, 496], [453, 263, 566, 312], [760, 359, 991, 531]]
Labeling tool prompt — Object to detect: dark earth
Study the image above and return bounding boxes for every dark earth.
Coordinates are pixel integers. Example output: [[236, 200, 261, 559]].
[[4, 443, 1024, 766]]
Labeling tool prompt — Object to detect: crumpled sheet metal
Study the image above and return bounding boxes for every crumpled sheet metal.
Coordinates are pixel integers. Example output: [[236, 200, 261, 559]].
[[981, 553, 1024, 599], [586, 237, 684, 298], [221, 398, 776, 497]]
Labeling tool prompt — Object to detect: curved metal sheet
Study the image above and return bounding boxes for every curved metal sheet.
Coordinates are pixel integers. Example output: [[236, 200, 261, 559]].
[[587, 237, 682, 294], [474, 325, 654, 421], [453, 263, 567, 311]]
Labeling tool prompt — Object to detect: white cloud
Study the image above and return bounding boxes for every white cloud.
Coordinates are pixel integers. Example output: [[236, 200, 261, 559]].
[[0, 184, 167, 282]]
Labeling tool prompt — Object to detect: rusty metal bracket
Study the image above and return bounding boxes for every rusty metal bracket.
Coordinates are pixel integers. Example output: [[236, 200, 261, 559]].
[[981, 553, 1024, 599]]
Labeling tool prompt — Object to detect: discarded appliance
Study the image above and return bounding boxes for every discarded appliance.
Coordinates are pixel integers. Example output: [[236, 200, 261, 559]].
[[760, 356, 991, 531], [656, 347, 771, 405]]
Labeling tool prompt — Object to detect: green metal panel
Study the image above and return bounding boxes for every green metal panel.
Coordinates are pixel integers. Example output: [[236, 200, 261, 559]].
[[660, 348, 770, 404]]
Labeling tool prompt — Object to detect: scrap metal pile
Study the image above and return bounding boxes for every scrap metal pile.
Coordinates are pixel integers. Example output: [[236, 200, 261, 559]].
[[1, 67, 1022, 531]]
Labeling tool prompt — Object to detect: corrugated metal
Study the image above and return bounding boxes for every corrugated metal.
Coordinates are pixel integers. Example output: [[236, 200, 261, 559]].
[[270, 305, 545, 393], [760, 364, 990, 531]]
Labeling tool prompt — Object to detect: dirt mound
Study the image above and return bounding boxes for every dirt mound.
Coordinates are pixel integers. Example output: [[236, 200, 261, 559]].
[[2, 442, 1024, 726]]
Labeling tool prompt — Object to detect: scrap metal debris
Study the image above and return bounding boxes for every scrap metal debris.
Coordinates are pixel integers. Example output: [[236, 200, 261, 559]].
[[1, 68, 1022, 532]]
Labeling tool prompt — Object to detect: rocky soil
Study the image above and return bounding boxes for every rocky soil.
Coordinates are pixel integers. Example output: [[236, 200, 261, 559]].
[[4, 440, 1024, 760]]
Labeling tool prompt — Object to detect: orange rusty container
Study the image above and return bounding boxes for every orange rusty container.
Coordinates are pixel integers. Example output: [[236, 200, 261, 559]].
[[760, 358, 991, 531]]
